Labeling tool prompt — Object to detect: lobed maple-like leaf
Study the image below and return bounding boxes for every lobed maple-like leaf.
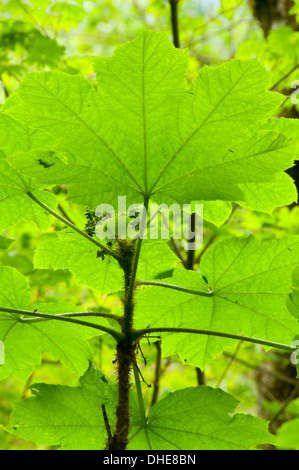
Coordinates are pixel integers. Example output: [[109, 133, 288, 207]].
[[128, 385, 275, 450], [135, 236, 299, 367], [3, 368, 275, 450], [34, 231, 178, 293], [0, 266, 103, 381], [1, 31, 298, 212], [2, 368, 116, 450]]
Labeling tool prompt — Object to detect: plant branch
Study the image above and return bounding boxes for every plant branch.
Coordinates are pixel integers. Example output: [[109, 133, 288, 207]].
[[132, 327, 296, 353], [196, 367, 205, 386], [102, 404, 112, 444], [108, 342, 136, 449], [169, 0, 180, 48], [217, 341, 242, 387], [160, 211, 186, 266], [171, 237, 186, 265], [186, 212, 196, 269], [126, 197, 150, 315], [17, 311, 123, 325], [270, 64, 299, 91], [0, 75, 9, 98], [0, 306, 124, 342], [133, 364, 147, 426], [269, 380, 299, 433], [137, 280, 213, 297], [223, 352, 298, 385], [151, 340, 162, 406], [195, 234, 216, 265], [57, 203, 75, 225], [26, 191, 121, 261], [107, 198, 150, 449]]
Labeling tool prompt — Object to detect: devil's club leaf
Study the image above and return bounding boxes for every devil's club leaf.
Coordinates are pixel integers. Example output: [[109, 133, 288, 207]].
[[2, 31, 298, 209], [135, 236, 299, 367], [34, 231, 123, 294], [128, 386, 275, 450], [3, 368, 117, 450], [237, 172, 298, 213], [0, 267, 97, 381], [4, 368, 274, 450], [34, 231, 178, 293]]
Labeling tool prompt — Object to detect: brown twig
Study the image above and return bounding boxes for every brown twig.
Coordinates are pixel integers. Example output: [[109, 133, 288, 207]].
[[102, 404, 112, 445], [269, 381, 299, 432], [169, 0, 180, 48], [217, 342, 242, 387], [270, 64, 299, 91]]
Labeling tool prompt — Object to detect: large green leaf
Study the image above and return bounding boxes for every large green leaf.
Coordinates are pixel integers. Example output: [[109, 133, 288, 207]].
[[34, 231, 123, 294], [0, 266, 99, 381], [135, 236, 299, 367], [2, 31, 298, 210], [129, 385, 275, 450], [237, 172, 298, 213], [3, 368, 116, 450], [34, 231, 178, 293], [3, 368, 275, 450]]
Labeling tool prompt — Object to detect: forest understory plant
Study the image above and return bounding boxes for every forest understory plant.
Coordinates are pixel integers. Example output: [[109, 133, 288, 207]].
[[0, 30, 299, 450]]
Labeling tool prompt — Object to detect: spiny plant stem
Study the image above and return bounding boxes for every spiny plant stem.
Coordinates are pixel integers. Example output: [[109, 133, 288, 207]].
[[107, 243, 137, 449], [108, 341, 136, 450], [26, 191, 121, 261], [138, 280, 213, 297], [0, 306, 123, 342], [108, 197, 149, 450], [131, 327, 296, 353]]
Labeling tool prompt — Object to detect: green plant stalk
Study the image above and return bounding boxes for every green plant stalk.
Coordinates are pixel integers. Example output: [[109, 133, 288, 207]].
[[138, 279, 213, 297], [26, 191, 121, 261], [132, 327, 296, 353], [18, 311, 123, 325], [127, 197, 150, 306], [133, 364, 147, 426], [133, 364, 152, 448], [151, 340, 162, 406], [0, 306, 124, 342], [169, 0, 180, 48]]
